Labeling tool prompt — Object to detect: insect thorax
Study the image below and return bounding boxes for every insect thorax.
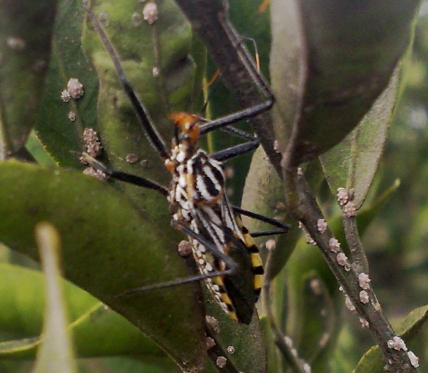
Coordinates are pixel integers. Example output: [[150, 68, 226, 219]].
[[167, 146, 226, 220]]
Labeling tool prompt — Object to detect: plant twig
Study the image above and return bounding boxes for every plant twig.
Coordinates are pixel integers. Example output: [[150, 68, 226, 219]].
[[262, 250, 310, 373], [339, 188, 370, 274], [282, 165, 418, 373]]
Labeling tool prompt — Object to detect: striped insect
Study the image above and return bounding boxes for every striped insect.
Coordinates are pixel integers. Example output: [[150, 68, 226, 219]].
[[164, 112, 267, 322], [84, 5, 289, 323]]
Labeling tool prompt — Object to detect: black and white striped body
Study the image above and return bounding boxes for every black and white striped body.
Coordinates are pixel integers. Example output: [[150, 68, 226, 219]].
[[166, 119, 263, 323]]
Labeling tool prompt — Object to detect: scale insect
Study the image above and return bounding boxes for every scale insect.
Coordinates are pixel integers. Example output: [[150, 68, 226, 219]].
[[83, 3, 289, 324]]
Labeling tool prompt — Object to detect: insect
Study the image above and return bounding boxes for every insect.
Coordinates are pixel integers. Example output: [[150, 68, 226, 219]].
[[83, 3, 289, 324]]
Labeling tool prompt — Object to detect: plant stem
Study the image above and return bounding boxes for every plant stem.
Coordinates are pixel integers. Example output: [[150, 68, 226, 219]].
[[282, 165, 418, 373], [262, 250, 310, 373], [342, 211, 369, 274]]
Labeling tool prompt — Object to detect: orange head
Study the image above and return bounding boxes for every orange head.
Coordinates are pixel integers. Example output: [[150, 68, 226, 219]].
[[169, 112, 201, 147]]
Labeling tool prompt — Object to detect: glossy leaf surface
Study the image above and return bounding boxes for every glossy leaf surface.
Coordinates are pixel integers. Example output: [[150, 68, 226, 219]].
[[0, 161, 206, 371], [0, 0, 57, 157], [270, 0, 421, 166], [0, 263, 165, 360], [320, 68, 401, 209]]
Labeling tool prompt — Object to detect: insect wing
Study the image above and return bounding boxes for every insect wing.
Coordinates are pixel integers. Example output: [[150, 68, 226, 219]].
[[193, 203, 256, 324], [223, 232, 256, 325]]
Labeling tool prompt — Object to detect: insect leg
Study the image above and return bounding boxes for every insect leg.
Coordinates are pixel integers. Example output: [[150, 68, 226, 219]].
[[232, 205, 291, 238], [82, 153, 168, 196], [85, 6, 169, 160], [211, 141, 259, 162], [199, 100, 272, 136], [199, 119, 260, 161], [115, 220, 238, 297]]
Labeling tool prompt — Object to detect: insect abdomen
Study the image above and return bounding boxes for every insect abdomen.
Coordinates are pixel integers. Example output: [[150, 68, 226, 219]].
[[237, 219, 264, 302]]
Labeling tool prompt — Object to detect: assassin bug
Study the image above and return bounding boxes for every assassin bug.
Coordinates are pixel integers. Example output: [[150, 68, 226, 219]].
[[84, 3, 288, 324]]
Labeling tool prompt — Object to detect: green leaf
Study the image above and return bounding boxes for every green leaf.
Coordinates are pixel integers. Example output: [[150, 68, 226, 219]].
[[320, 68, 401, 209], [0, 160, 206, 372], [32, 222, 78, 373], [269, 0, 307, 164], [0, 262, 167, 360], [206, 296, 267, 373], [35, 0, 98, 167], [271, 0, 422, 166], [353, 306, 428, 373], [0, 0, 58, 157]]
